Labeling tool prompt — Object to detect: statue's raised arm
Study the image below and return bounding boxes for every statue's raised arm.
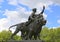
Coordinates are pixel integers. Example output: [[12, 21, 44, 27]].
[[40, 5, 45, 14]]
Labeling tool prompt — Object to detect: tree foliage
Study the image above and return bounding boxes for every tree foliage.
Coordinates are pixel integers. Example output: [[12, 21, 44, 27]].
[[0, 27, 60, 42], [40, 27, 60, 42], [0, 30, 21, 42]]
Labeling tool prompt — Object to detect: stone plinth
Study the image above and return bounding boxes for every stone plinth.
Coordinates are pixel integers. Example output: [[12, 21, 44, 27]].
[[7, 40, 44, 42]]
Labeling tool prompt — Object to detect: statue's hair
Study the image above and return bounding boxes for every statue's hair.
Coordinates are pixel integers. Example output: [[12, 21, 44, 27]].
[[32, 8, 37, 12]]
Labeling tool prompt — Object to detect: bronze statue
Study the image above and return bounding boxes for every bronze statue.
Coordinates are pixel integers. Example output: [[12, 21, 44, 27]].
[[24, 6, 46, 40], [9, 6, 46, 40]]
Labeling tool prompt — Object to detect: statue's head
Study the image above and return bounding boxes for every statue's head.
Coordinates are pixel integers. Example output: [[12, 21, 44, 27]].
[[32, 8, 37, 13], [42, 19, 47, 25], [37, 16, 47, 26]]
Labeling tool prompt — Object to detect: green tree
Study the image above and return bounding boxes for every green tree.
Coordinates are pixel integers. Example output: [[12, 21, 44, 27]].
[[40, 27, 60, 42], [0, 30, 21, 42]]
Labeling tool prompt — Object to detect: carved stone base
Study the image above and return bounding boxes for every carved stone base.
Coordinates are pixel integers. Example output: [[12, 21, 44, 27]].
[[7, 40, 45, 42]]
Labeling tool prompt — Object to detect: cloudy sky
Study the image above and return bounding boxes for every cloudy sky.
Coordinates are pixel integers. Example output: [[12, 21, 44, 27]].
[[0, 0, 60, 32]]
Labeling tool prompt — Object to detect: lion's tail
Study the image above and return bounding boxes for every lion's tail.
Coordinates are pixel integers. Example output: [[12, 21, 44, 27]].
[[9, 24, 18, 32]]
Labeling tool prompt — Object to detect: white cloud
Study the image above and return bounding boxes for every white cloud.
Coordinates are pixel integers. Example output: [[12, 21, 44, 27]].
[[43, 13, 47, 19], [0, 0, 4, 2], [7, 0, 60, 6], [4, 9, 21, 20], [7, 0, 18, 5], [19, 0, 55, 13], [0, 6, 28, 32], [0, 18, 9, 32], [0, 0, 4, 4], [19, 0, 60, 5], [52, 27, 58, 29], [18, 0, 53, 11], [50, 26, 60, 29], [57, 19, 60, 24], [4, 9, 28, 24], [7, 0, 60, 12], [51, 0, 60, 5], [7, 0, 54, 12]]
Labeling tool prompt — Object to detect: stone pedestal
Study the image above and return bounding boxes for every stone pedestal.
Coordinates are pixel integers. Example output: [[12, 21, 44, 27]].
[[7, 40, 44, 42]]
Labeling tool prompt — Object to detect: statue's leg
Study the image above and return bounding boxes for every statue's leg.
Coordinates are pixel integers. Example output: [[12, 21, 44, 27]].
[[24, 31, 29, 40], [25, 31, 31, 40], [29, 32, 33, 40], [37, 29, 42, 40], [38, 33, 41, 40], [21, 32, 23, 39], [10, 28, 19, 39], [34, 34, 37, 40], [21, 31, 26, 40]]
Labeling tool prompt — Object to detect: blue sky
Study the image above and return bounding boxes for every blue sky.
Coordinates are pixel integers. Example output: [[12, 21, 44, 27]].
[[45, 4, 60, 28], [0, 0, 60, 31]]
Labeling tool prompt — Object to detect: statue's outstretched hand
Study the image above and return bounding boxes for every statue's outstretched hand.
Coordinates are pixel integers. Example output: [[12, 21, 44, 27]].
[[43, 5, 45, 10], [40, 5, 45, 14]]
